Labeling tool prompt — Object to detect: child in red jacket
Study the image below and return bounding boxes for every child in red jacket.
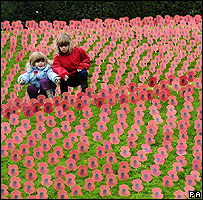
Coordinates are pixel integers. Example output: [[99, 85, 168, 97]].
[[52, 33, 90, 94]]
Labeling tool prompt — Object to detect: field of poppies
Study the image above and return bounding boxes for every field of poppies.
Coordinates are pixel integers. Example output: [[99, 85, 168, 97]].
[[1, 15, 202, 199]]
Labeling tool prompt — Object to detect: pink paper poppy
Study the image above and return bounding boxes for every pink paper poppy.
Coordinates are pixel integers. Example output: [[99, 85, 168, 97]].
[[102, 163, 113, 175], [10, 150, 21, 162], [184, 185, 195, 198], [55, 106, 65, 119], [88, 157, 99, 169], [185, 175, 196, 186], [66, 159, 77, 171], [8, 164, 19, 176], [53, 178, 65, 191], [23, 181, 35, 194], [35, 111, 46, 122], [40, 139, 51, 152], [46, 115, 56, 127], [141, 169, 152, 182], [62, 138, 73, 150], [152, 187, 164, 199], [162, 176, 173, 187], [120, 146, 131, 158], [96, 146, 106, 159], [80, 119, 90, 130], [77, 141, 88, 153], [82, 107, 93, 119], [109, 133, 120, 145], [137, 150, 147, 162], [176, 155, 187, 166], [162, 140, 173, 152], [158, 147, 168, 159], [51, 127, 62, 139], [48, 153, 59, 165], [119, 184, 130, 197], [100, 185, 111, 197], [92, 131, 103, 142], [145, 134, 155, 145], [1, 184, 8, 197], [68, 133, 78, 143], [173, 162, 184, 172], [68, 95, 76, 106], [92, 169, 103, 182], [10, 190, 23, 199], [53, 95, 61, 107], [132, 179, 144, 192], [84, 178, 95, 192], [41, 174, 52, 187], [9, 176, 21, 189], [75, 125, 85, 136], [53, 146, 64, 159], [150, 164, 161, 177], [168, 169, 179, 181], [130, 156, 141, 169], [46, 133, 56, 146], [62, 91, 69, 101], [33, 147, 44, 159], [9, 114, 19, 126], [114, 123, 124, 135], [119, 161, 130, 172], [65, 173, 76, 187], [106, 174, 117, 187], [36, 122, 46, 133], [36, 187, 48, 199], [118, 168, 129, 181], [12, 132, 23, 144], [154, 153, 165, 165], [99, 112, 110, 123], [57, 190, 69, 199], [26, 135, 37, 148], [70, 185, 82, 196], [20, 119, 31, 131], [54, 166, 66, 179], [80, 135, 90, 146], [103, 141, 112, 151], [25, 168, 37, 181], [106, 152, 117, 164], [163, 131, 173, 142], [66, 110, 76, 122], [190, 171, 201, 182], [19, 144, 30, 156], [174, 190, 186, 199]]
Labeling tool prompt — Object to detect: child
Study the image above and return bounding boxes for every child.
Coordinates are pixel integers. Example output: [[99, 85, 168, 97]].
[[18, 52, 61, 99], [52, 33, 90, 94]]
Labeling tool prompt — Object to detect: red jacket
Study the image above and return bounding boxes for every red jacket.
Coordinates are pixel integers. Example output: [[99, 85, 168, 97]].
[[52, 47, 90, 80]]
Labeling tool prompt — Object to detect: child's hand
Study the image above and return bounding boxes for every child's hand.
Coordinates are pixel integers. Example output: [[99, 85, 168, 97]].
[[64, 75, 69, 81], [20, 79, 25, 84], [55, 77, 61, 84], [77, 69, 82, 72]]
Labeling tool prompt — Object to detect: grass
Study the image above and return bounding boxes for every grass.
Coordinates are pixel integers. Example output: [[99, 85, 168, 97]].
[[1, 18, 202, 199]]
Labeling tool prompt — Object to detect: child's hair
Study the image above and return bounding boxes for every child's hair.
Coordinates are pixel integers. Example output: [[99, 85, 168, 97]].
[[54, 33, 74, 55], [26, 52, 52, 71]]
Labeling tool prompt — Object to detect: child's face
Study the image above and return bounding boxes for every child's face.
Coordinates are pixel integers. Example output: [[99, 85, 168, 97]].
[[59, 45, 69, 54], [35, 58, 45, 69]]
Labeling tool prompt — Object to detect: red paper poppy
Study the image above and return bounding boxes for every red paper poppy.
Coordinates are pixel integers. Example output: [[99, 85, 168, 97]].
[[130, 156, 141, 169], [162, 176, 173, 187], [24, 156, 35, 169], [102, 141, 112, 151], [114, 123, 124, 135], [66, 158, 77, 171], [187, 70, 196, 82], [53, 95, 61, 107], [23, 105, 34, 118], [1, 184, 8, 197], [77, 141, 88, 153], [48, 153, 59, 165], [70, 185, 82, 196], [23, 181, 35, 194], [118, 168, 129, 181], [33, 147, 44, 160], [141, 169, 152, 182], [68, 95, 76, 106], [168, 169, 178, 181], [173, 162, 184, 172], [119, 94, 128, 104], [3, 107, 11, 120], [106, 95, 116, 107], [43, 102, 53, 114], [37, 162, 48, 175], [94, 145, 105, 159], [174, 190, 186, 199], [179, 75, 188, 86], [106, 152, 117, 164], [74, 99, 84, 110], [102, 163, 113, 175], [64, 173, 76, 187], [9, 176, 21, 189], [59, 100, 69, 112], [152, 187, 164, 199], [20, 119, 31, 131], [148, 77, 157, 87], [88, 157, 99, 169], [36, 187, 48, 199], [41, 174, 52, 187]]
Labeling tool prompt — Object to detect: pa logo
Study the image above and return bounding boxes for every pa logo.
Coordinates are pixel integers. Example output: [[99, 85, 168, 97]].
[[189, 191, 201, 198]]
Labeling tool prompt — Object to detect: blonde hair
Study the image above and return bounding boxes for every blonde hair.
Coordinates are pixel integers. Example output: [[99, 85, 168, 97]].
[[26, 52, 52, 71], [54, 33, 74, 55]]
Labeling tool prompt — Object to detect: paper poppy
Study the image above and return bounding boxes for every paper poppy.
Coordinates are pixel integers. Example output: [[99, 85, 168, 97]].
[[162, 176, 173, 187], [106, 174, 117, 187], [54, 106, 65, 119], [25, 168, 37, 181], [62, 138, 73, 151], [36, 187, 48, 199], [174, 190, 186, 199], [53, 95, 61, 107], [66, 110, 76, 122], [92, 169, 103, 183], [68, 95, 76, 106], [99, 112, 110, 123], [114, 123, 124, 135], [59, 100, 69, 112], [43, 102, 53, 114], [118, 184, 130, 197], [100, 185, 111, 197], [173, 162, 184, 172], [88, 157, 99, 169], [46, 133, 56, 146], [82, 107, 93, 119], [48, 153, 59, 165], [66, 159, 77, 171], [150, 164, 161, 177], [10, 190, 23, 199], [154, 153, 165, 165], [106, 152, 117, 164], [102, 163, 113, 175], [26, 135, 37, 148], [53, 178, 65, 191], [50, 127, 62, 139], [1, 122, 12, 135], [119, 94, 128, 104], [41, 174, 53, 187], [185, 175, 196, 186], [19, 144, 30, 156], [187, 70, 196, 82], [141, 169, 153, 182], [118, 168, 129, 181], [53, 146, 64, 159], [68, 132, 79, 143], [162, 140, 173, 152], [103, 141, 112, 151], [70, 185, 82, 196], [75, 125, 85, 136], [96, 146, 106, 159], [77, 141, 88, 153], [10, 149, 21, 162], [152, 187, 164, 199], [35, 111, 46, 122], [40, 139, 51, 152], [167, 169, 178, 181], [148, 77, 157, 87], [74, 99, 84, 110], [57, 190, 69, 199], [33, 147, 44, 160], [12, 132, 23, 144], [8, 164, 19, 177], [109, 133, 120, 145], [96, 120, 108, 132], [158, 147, 168, 159], [9, 176, 21, 189], [45, 115, 56, 127], [84, 178, 96, 192], [1, 184, 8, 197], [179, 75, 188, 86], [23, 181, 35, 194], [184, 185, 195, 198], [37, 94, 46, 106], [35, 122, 46, 134], [132, 179, 144, 192], [137, 150, 147, 162], [80, 119, 90, 130], [9, 113, 19, 126], [23, 105, 34, 118], [37, 162, 49, 175], [130, 156, 141, 169], [64, 173, 76, 187], [176, 155, 187, 166]]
